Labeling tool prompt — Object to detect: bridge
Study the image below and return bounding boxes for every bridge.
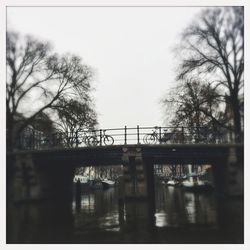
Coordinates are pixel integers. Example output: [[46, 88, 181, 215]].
[[7, 126, 243, 203]]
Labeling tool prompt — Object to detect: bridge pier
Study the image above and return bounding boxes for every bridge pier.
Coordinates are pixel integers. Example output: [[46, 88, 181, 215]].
[[212, 146, 243, 197], [9, 153, 75, 203], [120, 147, 155, 201], [35, 162, 75, 202], [118, 147, 156, 233]]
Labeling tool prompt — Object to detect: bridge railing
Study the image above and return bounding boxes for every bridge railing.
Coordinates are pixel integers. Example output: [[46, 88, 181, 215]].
[[16, 125, 233, 150]]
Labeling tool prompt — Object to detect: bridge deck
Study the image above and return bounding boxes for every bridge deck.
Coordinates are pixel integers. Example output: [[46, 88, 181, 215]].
[[8, 144, 243, 167]]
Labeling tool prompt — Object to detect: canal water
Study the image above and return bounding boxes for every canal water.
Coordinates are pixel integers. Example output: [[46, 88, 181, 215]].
[[7, 185, 243, 243]]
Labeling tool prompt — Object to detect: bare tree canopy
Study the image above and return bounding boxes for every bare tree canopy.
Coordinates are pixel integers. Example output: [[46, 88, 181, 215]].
[[53, 98, 98, 147], [55, 98, 97, 133], [6, 31, 96, 150], [163, 79, 224, 127], [162, 79, 231, 142], [170, 7, 243, 142]]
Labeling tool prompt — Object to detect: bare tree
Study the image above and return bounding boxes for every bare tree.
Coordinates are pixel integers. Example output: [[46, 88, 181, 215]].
[[176, 7, 243, 142], [162, 79, 228, 142], [53, 98, 98, 147], [6, 31, 94, 150]]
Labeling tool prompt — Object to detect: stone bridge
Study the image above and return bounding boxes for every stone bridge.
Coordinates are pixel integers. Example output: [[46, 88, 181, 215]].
[[7, 143, 243, 203]]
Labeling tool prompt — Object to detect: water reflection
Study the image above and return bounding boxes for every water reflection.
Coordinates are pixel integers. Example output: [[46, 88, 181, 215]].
[[7, 185, 243, 243], [73, 189, 120, 233], [7, 201, 74, 243], [154, 186, 217, 228], [72, 185, 218, 234]]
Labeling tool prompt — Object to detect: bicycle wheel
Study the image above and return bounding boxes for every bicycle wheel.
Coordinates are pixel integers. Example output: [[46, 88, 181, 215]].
[[82, 136, 90, 146], [87, 136, 99, 146], [103, 135, 114, 145], [143, 134, 157, 144]]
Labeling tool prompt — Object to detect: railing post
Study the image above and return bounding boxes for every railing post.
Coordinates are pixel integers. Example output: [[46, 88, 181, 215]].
[[100, 129, 102, 146], [137, 125, 140, 144], [75, 131, 79, 147], [181, 126, 184, 143], [32, 129, 35, 149], [159, 127, 162, 144], [51, 133, 55, 147], [197, 126, 200, 143], [124, 126, 127, 145]]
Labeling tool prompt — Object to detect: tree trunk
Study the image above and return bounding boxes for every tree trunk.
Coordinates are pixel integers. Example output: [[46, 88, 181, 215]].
[[231, 95, 242, 143], [6, 116, 16, 152]]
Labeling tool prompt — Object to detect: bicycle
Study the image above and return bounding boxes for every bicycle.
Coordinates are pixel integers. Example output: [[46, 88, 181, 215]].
[[75, 130, 95, 146], [43, 130, 92, 148], [87, 130, 114, 146], [143, 127, 183, 144]]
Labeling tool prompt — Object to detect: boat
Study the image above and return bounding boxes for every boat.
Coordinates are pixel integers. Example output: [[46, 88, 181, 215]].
[[101, 179, 115, 190], [73, 175, 90, 190], [181, 179, 213, 192], [166, 179, 179, 186], [73, 175, 89, 183], [180, 164, 213, 192]]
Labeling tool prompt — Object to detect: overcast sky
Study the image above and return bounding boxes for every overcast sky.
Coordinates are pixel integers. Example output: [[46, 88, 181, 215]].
[[7, 6, 204, 129]]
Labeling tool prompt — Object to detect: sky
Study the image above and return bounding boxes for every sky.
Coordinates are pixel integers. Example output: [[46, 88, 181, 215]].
[[7, 6, 204, 129]]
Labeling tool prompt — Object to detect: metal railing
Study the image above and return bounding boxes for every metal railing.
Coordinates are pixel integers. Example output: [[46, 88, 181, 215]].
[[15, 125, 233, 150]]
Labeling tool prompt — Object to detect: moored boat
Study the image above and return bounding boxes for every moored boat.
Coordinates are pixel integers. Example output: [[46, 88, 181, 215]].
[[73, 175, 90, 190], [166, 179, 179, 186], [180, 165, 213, 192], [181, 179, 213, 192], [101, 179, 115, 190]]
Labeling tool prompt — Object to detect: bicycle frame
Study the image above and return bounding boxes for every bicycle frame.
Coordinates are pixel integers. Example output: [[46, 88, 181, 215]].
[[87, 130, 114, 146]]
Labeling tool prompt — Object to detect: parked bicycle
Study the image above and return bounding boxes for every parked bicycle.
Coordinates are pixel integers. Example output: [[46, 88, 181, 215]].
[[75, 130, 95, 146], [41, 130, 93, 148], [143, 127, 184, 144], [87, 130, 114, 146]]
